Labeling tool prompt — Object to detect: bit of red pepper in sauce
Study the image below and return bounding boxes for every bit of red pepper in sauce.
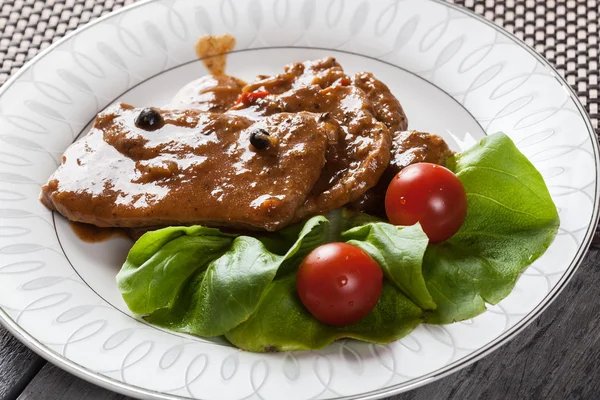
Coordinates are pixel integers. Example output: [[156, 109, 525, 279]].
[[339, 78, 351, 86], [236, 90, 270, 105]]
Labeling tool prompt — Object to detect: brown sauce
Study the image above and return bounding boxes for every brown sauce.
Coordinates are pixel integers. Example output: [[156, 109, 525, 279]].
[[45, 107, 332, 232], [195, 34, 236, 76], [69, 221, 129, 243], [42, 46, 451, 235]]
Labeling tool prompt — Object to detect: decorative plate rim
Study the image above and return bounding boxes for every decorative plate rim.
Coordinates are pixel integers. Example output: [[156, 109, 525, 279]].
[[0, 0, 598, 399]]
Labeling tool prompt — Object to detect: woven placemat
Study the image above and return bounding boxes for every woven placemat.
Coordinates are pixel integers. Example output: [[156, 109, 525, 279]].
[[1, 0, 598, 131], [1, 0, 598, 134], [1, 0, 599, 241]]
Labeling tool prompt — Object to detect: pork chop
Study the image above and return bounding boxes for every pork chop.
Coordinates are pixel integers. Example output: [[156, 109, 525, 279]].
[[351, 130, 454, 216], [170, 75, 246, 113], [41, 104, 334, 231], [228, 57, 395, 219], [352, 72, 408, 134]]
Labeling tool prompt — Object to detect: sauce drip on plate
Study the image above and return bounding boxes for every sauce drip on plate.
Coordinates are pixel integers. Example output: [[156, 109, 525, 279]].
[[195, 34, 236, 76], [69, 221, 129, 243]]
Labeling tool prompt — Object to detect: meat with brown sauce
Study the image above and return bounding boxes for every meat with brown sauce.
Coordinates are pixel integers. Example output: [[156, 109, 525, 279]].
[[170, 75, 246, 113], [352, 72, 408, 134], [229, 57, 395, 220], [351, 130, 454, 216], [41, 104, 333, 231], [41, 56, 453, 233]]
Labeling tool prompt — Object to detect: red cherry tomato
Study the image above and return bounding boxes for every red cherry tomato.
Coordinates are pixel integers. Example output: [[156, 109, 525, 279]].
[[385, 163, 467, 243], [296, 243, 383, 326]]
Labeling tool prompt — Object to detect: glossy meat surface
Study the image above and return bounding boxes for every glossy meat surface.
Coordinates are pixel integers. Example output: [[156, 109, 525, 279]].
[[170, 75, 246, 113], [352, 130, 454, 216], [229, 57, 399, 219], [41, 56, 453, 232], [41, 104, 332, 231]]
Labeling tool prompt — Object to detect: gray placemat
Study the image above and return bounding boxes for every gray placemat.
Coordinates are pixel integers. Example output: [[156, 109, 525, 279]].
[[1, 0, 599, 244]]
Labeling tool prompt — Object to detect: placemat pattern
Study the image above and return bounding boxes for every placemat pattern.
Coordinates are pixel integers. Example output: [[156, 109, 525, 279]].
[[1, 0, 598, 136]]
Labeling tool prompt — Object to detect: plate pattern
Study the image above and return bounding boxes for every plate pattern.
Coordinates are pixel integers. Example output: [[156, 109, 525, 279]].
[[0, 0, 597, 399]]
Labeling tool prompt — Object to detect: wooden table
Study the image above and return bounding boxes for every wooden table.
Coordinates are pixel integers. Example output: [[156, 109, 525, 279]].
[[1, 0, 599, 399]]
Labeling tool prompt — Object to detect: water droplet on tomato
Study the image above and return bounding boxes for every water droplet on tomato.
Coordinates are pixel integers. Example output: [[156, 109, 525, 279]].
[[348, 301, 354, 306], [399, 196, 406, 205], [337, 276, 348, 287]]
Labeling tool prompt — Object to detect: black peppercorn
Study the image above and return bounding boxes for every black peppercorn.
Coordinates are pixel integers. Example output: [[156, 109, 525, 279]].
[[250, 129, 271, 150], [135, 108, 163, 131]]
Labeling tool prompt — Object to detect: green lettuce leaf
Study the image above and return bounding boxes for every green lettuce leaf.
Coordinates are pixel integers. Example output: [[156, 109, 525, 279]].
[[423, 133, 560, 323], [116, 226, 235, 315], [225, 276, 424, 352], [117, 132, 559, 352], [342, 223, 435, 310], [275, 215, 330, 276], [145, 236, 281, 336], [129, 216, 330, 337]]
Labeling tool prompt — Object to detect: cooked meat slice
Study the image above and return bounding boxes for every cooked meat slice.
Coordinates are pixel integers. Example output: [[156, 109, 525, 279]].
[[229, 57, 392, 219], [388, 130, 453, 173], [352, 130, 454, 216], [295, 85, 391, 219], [352, 72, 408, 133], [170, 75, 246, 113], [41, 103, 333, 231], [241, 57, 346, 96]]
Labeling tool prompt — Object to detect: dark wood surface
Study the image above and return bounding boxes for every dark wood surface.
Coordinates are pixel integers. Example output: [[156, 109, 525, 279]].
[[2, 249, 599, 400], [17, 363, 126, 400], [0, 328, 45, 400]]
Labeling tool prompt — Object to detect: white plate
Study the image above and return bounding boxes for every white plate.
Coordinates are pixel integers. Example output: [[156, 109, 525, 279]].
[[0, 0, 597, 399]]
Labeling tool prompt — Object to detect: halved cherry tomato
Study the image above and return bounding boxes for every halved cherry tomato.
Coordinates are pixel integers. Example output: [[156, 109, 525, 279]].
[[296, 243, 383, 326], [385, 163, 467, 243]]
